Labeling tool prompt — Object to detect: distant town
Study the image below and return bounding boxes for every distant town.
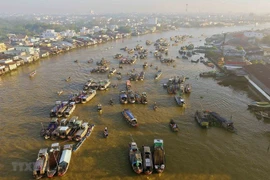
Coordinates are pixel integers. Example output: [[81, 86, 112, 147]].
[[1, 13, 270, 78]]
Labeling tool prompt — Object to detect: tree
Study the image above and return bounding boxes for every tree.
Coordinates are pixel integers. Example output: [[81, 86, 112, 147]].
[[118, 26, 131, 33]]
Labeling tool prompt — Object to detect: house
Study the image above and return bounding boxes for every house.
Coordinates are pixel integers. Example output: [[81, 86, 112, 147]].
[[223, 45, 246, 57], [0, 43, 7, 52], [0, 59, 17, 71], [60, 30, 77, 38], [19, 55, 33, 63], [13, 59, 25, 67], [8, 34, 28, 42], [15, 46, 35, 55], [41, 29, 61, 40]]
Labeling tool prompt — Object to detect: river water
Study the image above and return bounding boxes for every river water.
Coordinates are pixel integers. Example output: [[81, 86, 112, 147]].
[[1, 23, 270, 180]]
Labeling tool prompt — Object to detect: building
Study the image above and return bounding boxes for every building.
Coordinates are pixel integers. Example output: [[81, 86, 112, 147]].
[[0, 59, 17, 71], [0, 43, 7, 52], [148, 18, 158, 25], [41, 29, 61, 40], [60, 30, 77, 38], [80, 27, 94, 35]]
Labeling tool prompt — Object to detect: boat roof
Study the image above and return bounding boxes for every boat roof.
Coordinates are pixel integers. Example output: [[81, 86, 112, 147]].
[[59, 148, 72, 163], [51, 143, 60, 148], [63, 144, 73, 150], [69, 101, 76, 105], [143, 146, 151, 152], [70, 116, 78, 121], [38, 148, 48, 155], [124, 109, 135, 119], [55, 101, 61, 104], [59, 126, 69, 131], [82, 122, 89, 128], [154, 139, 164, 147]]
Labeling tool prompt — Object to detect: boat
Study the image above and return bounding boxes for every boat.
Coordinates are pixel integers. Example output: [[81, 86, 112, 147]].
[[129, 142, 143, 174], [83, 79, 93, 91], [33, 148, 48, 179], [50, 118, 68, 140], [194, 110, 210, 128], [122, 109, 138, 127], [191, 59, 199, 63], [97, 103, 102, 114], [169, 119, 179, 132], [89, 80, 99, 90], [57, 144, 72, 176], [153, 139, 165, 173], [127, 90, 136, 104], [73, 122, 88, 142], [29, 70, 36, 77], [208, 112, 236, 132], [41, 118, 59, 140], [175, 94, 185, 107], [138, 71, 145, 81], [47, 143, 61, 178], [142, 146, 153, 175], [119, 91, 128, 104], [64, 102, 76, 118], [135, 92, 141, 104], [98, 79, 111, 91], [81, 89, 96, 104], [109, 68, 116, 75], [103, 127, 108, 138], [143, 62, 148, 68], [56, 101, 69, 118], [155, 70, 162, 80], [248, 101, 270, 110], [141, 92, 148, 104], [126, 80, 131, 90], [256, 111, 270, 119], [184, 84, 191, 93], [57, 90, 63, 95], [67, 119, 82, 140], [73, 124, 95, 152], [50, 101, 62, 117]]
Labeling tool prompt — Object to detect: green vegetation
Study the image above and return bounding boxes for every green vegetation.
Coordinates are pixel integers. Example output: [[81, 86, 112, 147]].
[[236, 46, 243, 51], [250, 60, 265, 64], [117, 26, 131, 33]]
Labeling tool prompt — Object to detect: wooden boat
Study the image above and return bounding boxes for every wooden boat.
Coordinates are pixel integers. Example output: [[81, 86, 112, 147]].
[[64, 102, 76, 118], [98, 79, 111, 91], [122, 109, 138, 127], [73, 124, 95, 152], [256, 111, 270, 119], [57, 90, 63, 95], [97, 104, 102, 114], [56, 101, 69, 118], [67, 119, 82, 140], [50, 101, 62, 117], [142, 146, 153, 175], [154, 70, 162, 80], [65, 77, 71, 82], [119, 91, 128, 104], [33, 148, 48, 179], [138, 71, 145, 81], [139, 92, 147, 105], [126, 80, 131, 90], [129, 142, 143, 174], [47, 143, 61, 178], [208, 112, 236, 132], [248, 101, 270, 110], [143, 62, 148, 68], [103, 127, 108, 138], [153, 139, 165, 173], [127, 90, 136, 104], [81, 90, 96, 104], [83, 79, 93, 91], [109, 68, 116, 75], [41, 118, 59, 140], [57, 144, 72, 176], [194, 110, 210, 128], [135, 92, 141, 104], [73, 122, 89, 142], [29, 70, 36, 77], [184, 84, 191, 93], [175, 95, 185, 107], [169, 119, 179, 132], [89, 80, 99, 90]]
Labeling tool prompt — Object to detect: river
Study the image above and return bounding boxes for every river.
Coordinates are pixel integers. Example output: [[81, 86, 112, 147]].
[[1, 23, 270, 180]]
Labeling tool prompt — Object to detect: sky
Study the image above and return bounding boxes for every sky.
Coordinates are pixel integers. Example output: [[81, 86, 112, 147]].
[[0, 0, 270, 14]]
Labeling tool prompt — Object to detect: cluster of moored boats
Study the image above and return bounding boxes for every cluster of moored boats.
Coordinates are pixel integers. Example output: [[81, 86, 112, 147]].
[[129, 139, 165, 175], [248, 101, 270, 120], [35, 123, 94, 179]]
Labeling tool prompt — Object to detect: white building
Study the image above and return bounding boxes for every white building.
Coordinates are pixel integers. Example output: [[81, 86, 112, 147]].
[[93, 26, 101, 33], [244, 31, 264, 39], [108, 25, 119, 31], [41, 29, 60, 40], [60, 30, 77, 38], [80, 27, 94, 35], [148, 18, 158, 25]]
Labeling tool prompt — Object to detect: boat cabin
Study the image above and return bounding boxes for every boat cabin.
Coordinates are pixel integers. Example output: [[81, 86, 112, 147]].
[[209, 112, 235, 131]]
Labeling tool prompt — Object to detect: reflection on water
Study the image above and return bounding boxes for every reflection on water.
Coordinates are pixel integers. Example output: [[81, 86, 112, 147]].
[[1, 24, 270, 180]]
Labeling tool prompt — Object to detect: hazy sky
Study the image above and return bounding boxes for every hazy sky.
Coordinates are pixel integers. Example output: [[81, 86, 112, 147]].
[[1, 0, 270, 14]]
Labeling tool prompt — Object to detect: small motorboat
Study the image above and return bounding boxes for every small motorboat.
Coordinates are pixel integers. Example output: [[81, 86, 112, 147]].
[[103, 127, 108, 138], [97, 104, 102, 114], [29, 70, 37, 78], [65, 77, 71, 82], [169, 119, 179, 132], [57, 90, 63, 95], [153, 102, 158, 111]]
